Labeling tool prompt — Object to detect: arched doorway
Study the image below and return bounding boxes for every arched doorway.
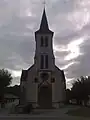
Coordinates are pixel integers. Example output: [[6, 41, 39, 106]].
[[38, 85, 52, 108]]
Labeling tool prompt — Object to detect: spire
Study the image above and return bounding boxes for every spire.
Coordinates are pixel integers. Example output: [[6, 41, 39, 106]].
[[40, 7, 49, 31], [35, 6, 54, 34]]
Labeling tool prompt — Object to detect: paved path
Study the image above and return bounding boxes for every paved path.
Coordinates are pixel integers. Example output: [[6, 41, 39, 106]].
[[0, 104, 89, 120], [0, 113, 89, 120]]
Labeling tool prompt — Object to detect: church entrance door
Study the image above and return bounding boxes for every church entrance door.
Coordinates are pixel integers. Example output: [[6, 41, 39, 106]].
[[38, 85, 52, 108]]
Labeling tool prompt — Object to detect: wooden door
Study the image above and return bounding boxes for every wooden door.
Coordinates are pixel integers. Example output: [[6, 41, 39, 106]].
[[38, 85, 52, 108]]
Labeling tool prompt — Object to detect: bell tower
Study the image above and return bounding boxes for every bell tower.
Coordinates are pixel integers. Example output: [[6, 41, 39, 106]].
[[35, 8, 55, 71], [34, 8, 55, 108]]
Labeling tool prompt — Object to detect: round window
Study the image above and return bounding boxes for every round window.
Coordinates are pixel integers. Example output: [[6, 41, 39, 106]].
[[40, 72, 49, 81]]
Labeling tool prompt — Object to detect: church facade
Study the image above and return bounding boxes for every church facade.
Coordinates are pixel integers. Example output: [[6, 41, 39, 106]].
[[20, 8, 66, 108]]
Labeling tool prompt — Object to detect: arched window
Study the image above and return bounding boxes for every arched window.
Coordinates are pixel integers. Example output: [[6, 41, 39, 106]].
[[40, 36, 48, 47], [40, 54, 48, 69], [45, 36, 48, 47], [40, 55, 44, 69], [40, 36, 44, 47], [45, 55, 48, 68]]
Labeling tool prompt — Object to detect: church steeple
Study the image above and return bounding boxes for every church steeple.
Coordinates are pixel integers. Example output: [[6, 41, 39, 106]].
[[35, 8, 53, 34], [40, 8, 49, 31]]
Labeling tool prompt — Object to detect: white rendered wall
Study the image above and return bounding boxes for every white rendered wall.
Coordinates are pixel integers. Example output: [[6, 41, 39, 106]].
[[25, 65, 38, 103], [52, 67, 65, 102]]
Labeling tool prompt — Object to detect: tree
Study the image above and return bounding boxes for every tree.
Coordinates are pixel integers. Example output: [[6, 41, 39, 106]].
[[5, 85, 20, 97], [66, 89, 72, 104], [71, 76, 90, 106], [0, 69, 12, 108]]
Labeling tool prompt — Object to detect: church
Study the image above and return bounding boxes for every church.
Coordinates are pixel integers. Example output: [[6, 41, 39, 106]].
[[20, 8, 66, 109]]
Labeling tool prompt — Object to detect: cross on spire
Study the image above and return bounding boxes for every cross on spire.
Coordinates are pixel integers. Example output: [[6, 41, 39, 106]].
[[43, 0, 46, 8], [35, 0, 53, 34], [40, 4, 49, 31]]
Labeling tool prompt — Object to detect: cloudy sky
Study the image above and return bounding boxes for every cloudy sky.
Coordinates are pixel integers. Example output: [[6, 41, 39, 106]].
[[0, 0, 90, 88]]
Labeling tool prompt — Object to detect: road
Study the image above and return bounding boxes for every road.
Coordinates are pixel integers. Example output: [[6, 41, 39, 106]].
[[0, 114, 89, 120], [0, 103, 89, 120]]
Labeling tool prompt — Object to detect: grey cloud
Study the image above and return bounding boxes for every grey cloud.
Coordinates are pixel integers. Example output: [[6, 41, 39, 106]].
[[11, 76, 20, 86], [0, 35, 35, 70], [0, 0, 90, 89], [54, 30, 80, 45]]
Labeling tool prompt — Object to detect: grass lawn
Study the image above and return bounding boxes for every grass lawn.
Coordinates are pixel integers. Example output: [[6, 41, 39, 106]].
[[67, 107, 90, 118]]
